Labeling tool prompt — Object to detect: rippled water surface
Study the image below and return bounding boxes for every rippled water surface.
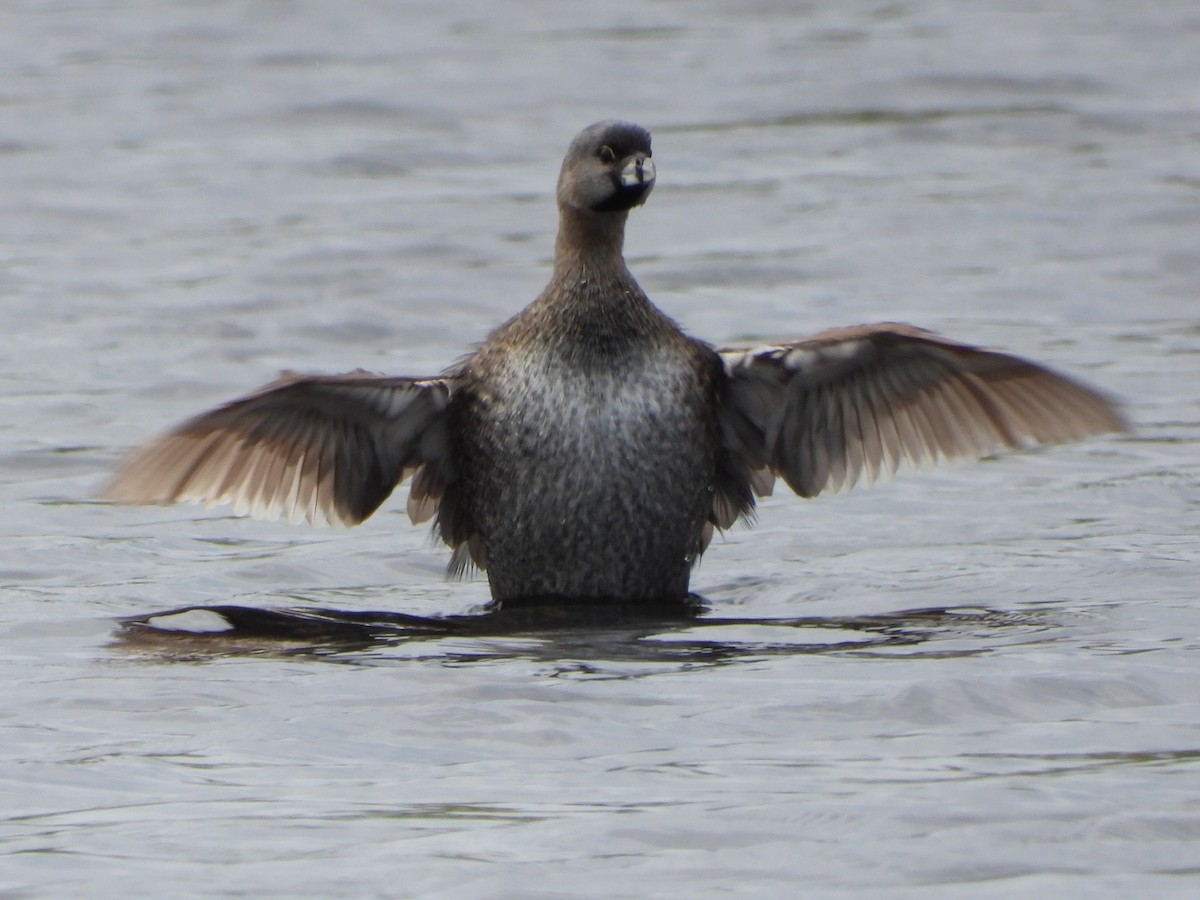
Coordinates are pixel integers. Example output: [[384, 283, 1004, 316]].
[[3, 1, 1199, 896]]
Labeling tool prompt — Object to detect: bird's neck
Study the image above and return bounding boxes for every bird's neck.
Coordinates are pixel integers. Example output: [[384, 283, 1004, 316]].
[[552, 205, 630, 284], [511, 206, 666, 355]]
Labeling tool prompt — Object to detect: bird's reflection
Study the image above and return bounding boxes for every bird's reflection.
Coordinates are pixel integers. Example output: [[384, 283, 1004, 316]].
[[113, 597, 1046, 667]]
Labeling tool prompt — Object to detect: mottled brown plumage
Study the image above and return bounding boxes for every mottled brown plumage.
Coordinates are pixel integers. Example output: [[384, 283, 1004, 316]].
[[104, 121, 1128, 605]]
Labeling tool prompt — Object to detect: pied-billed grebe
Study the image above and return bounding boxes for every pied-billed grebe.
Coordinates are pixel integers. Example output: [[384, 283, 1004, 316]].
[[104, 120, 1127, 605]]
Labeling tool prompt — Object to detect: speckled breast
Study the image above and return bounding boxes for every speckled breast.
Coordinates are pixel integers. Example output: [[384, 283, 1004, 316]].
[[458, 344, 719, 602]]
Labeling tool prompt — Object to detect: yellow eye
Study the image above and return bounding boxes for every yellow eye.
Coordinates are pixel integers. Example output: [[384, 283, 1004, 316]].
[[598, 145, 616, 164]]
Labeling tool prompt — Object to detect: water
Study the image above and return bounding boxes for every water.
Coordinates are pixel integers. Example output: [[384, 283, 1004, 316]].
[[3, 0, 1199, 896]]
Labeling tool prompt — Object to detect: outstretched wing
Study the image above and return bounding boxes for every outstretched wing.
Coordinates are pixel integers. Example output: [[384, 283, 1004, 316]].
[[103, 371, 454, 526], [719, 323, 1128, 498]]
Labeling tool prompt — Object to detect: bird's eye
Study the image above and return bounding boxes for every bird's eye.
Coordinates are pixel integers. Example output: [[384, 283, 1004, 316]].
[[597, 145, 616, 164]]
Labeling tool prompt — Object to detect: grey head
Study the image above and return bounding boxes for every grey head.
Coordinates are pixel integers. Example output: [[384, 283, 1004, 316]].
[[556, 120, 656, 214]]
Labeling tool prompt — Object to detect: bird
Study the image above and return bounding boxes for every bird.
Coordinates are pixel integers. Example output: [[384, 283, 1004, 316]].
[[103, 120, 1128, 608]]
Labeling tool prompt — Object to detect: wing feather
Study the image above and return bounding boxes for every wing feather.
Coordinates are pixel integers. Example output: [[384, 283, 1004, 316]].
[[104, 372, 454, 527], [719, 324, 1127, 498]]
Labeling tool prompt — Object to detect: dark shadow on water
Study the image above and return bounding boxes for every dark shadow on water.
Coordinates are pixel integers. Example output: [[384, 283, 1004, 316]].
[[111, 596, 1057, 668]]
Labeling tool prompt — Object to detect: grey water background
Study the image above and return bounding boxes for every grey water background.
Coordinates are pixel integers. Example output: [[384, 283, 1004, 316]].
[[2, 0, 1199, 895]]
